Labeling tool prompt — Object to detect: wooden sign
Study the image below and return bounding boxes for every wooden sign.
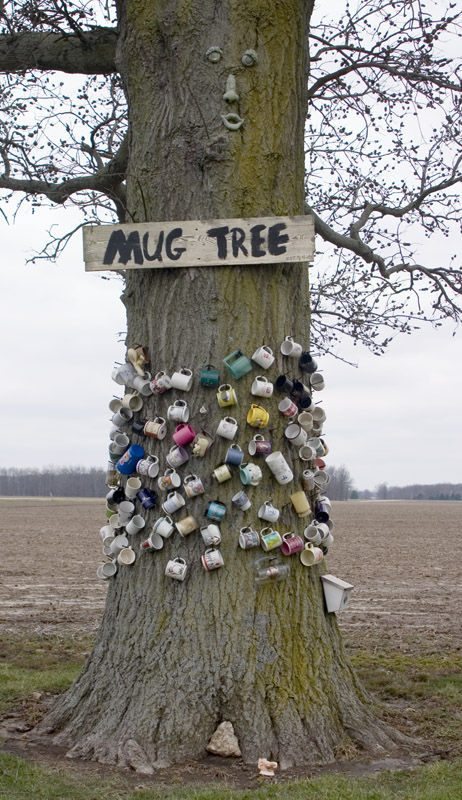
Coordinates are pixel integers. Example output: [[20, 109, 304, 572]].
[[83, 215, 314, 271]]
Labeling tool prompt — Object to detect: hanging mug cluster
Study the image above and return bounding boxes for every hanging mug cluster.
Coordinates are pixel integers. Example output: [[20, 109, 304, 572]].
[[99, 339, 333, 586]]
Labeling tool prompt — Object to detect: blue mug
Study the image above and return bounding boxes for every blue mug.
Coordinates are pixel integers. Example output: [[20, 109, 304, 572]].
[[205, 501, 226, 521], [117, 444, 145, 475], [137, 488, 157, 509], [225, 444, 244, 466]]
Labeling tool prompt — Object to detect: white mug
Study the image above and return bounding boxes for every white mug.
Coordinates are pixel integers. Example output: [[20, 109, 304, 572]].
[[141, 532, 164, 551], [136, 456, 160, 478], [201, 548, 225, 571], [278, 397, 298, 418], [110, 533, 129, 555], [284, 423, 307, 447], [109, 397, 123, 413], [251, 345, 275, 369], [216, 416, 238, 440], [162, 491, 186, 515], [170, 368, 193, 391], [112, 407, 133, 427], [165, 558, 188, 581], [112, 363, 136, 386], [265, 452, 293, 484], [117, 546, 136, 565], [158, 469, 182, 490], [251, 376, 274, 397], [166, 445, 189, 468], [122, 392, 143, 411], [258, 501, 280, 522], [299, 444, 316, 461], [125, 477, 142, 498], [97, 561, 118, 580], [130, 372, 153, 395], [125, 514, 146, 535], [304, 524, 322, 545], [110, 433, 130, 455], [312, 406, 326, 423], [310, 372, 325, 391], [152, 516, 175, 538], [167, 400, 190, 422], [201, 524, 222, 547], [117, 500, 135, 525], [280, 335, 302, 357], [298, 412, 314, 432]]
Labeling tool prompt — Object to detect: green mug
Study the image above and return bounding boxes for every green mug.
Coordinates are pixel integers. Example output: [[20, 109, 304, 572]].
[[223, 349, 253, 379], [200, 364, 220, 387]]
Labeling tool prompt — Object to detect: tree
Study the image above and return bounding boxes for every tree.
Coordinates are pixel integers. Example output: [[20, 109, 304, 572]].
[[2, 0, 458, 770], [326, 465, 355, 501]]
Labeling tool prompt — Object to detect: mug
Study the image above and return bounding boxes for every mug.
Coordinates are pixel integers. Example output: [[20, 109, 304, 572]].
[[170, 367, 193, 391], [239, 527, 260, 549], [166, 445, 189, 468], [125, 477, 142, 498], [98, 561, 118, 579], [299, 444, 316, 462], [175, 515, 198, 537], [205, 500, 226, 521], [213, 464, 232, 483], [239, 463, 262, 486], [265, 452, 293, 484], [109, 397, 123, 413], [172, 423, 196, 447], [152, 515, 175, 538], [106, 461, 118, 486], [280, 532, 304, 556], [100, 524, 114, 540], [130, 373, 153, 396], [167, 400, 190, 423], [299, 351, 318, 374], [314, 469, 330, 488], [314, 501, 330, 523], [278, 397, 298, 417], [150, 371, 172, 394], [307, 437, 325, 457], [201, 524, 222, 546], [217, 384, 237, 408], [108, 448, 120, 464], [201, 548, 225, 571], [248, 435, 272, 457], [110, 533, 129, 555], [275, 375, 294, 394], [298, 412, 314, 432], [110, 432, 130, 455], [106, 485, 126, 505], [111, 363, 136, 386], [117, 546, 136, 565], [125, 514, 146, 535], [216, 416, 238, 440], [122, 392, 143, 412], [232, 490, 251, 511], [301, 469, 315, 491], [136, 488, 157, 509], [251, 376, 273, 398], [144, 417, 167, 440], [136, 456, 160, 478], [109, 513, 122, 530], [162, 491, 185, 514], [304, 524, 323, 545], [192, 430, 214, 456], [290, 490, 311, 518], [310, 372, 325, 391], [112, 407, 133, 427], [225, 444, 244, 466], [165, 557, 188, 581], [183, 474, 205, 497], [284, 423, 308, 447], [141, 531, 164, 550], [246, 405, 269, 428], [200, 365, 220, 387], [300, 544, 324, 566], [280, 336, 302, 357], [157, 469, 181, 490], [312, 406, 326, 423], [252, 345, 275, 369], [258, 501, 280, 522], [223, 349, 253, 380], [117, 500, 135, 525], [260, 527, 282, 551]]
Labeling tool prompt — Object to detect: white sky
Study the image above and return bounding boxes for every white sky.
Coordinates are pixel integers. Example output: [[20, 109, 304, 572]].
[[1, 206, 460, 492]]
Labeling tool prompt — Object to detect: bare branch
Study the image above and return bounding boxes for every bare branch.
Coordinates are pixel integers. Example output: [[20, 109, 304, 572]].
[[0, 28, 117, 74]]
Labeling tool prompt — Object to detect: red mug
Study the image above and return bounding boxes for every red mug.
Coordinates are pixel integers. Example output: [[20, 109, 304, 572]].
[[280, 533, 304, 556]]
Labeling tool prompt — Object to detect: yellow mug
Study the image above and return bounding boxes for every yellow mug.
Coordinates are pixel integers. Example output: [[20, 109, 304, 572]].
[[217, 384, 237, 408], [290, 490, 311, 518], [213, 464, 232, 483], [247, 404, 269, 428]]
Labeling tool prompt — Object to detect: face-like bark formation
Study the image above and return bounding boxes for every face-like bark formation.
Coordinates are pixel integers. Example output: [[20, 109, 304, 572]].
[[39, 0, 406, 769]]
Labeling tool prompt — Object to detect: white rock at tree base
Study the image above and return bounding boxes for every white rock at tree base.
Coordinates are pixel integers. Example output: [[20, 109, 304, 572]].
[[206, 721, 242, 757]]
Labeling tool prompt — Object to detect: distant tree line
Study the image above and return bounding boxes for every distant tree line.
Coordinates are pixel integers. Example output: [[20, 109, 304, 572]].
[[366, 482, 462, 501], [326, 465, 355, 501], [0, 467, 106, 497]]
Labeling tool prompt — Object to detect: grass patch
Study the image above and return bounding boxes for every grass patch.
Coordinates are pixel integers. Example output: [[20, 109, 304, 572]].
[[2, 752, 462, 800]]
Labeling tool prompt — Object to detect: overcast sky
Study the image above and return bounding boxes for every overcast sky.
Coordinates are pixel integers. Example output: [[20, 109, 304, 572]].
[[1, 205, 460, 491]]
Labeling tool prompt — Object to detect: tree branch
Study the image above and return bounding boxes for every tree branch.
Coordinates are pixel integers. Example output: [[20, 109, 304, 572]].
[[0, 27, 117, 74]]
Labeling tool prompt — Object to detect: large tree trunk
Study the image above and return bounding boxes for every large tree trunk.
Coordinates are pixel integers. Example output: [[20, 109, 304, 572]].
[[39, 0, 404, 770]]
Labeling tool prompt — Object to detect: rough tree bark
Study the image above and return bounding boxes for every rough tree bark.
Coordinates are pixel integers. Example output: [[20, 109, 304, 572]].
[[38, 0, 405, 769]]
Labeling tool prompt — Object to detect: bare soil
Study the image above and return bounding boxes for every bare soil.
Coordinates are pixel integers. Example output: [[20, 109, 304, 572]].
[[1, 498, 461, 787]]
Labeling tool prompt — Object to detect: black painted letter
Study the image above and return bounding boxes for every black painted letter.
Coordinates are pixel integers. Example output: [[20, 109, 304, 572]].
[[250, 224, 266, 257], [165, 228, 186, 261], [207, 226, 229, 259], [143, 231, 164, 262], [231, 227, 248, 258], [103, 230, 143, 265], [268, 223, 289, 256]]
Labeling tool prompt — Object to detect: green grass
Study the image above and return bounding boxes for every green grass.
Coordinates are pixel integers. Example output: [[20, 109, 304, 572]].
[[1, 752, 462, 800]]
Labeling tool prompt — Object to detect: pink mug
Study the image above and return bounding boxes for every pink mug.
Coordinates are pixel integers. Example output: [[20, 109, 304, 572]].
[[280, 533, 304, 556], [172, 424, 196, 446]]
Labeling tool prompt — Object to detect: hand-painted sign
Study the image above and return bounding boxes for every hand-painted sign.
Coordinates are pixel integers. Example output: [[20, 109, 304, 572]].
[[83, 215, 314, 271]]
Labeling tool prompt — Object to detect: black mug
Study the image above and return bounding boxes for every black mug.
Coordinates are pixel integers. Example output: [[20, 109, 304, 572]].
[[299, 351, 318, 374], [132, 418, 148, 435], [275, 375, 294, 394]]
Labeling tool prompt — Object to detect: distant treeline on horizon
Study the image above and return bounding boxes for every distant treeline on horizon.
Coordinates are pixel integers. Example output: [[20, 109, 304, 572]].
[[0, 467, 460, 501]]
